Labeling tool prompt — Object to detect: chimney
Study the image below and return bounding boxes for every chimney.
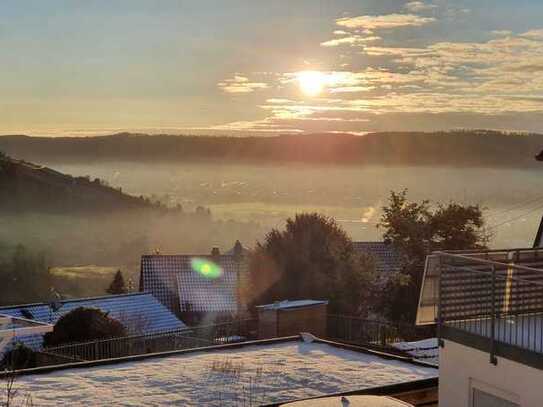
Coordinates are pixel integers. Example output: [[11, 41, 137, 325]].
[[233, 240, 243, 260]]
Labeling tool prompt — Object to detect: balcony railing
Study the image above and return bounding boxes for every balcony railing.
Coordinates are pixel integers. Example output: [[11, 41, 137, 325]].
[[3, 315, 433, 371], [419, 248, 543, 368]]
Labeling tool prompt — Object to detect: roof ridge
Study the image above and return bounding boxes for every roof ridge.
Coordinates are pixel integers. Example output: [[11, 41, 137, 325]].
[[0, 292, 148, 310]]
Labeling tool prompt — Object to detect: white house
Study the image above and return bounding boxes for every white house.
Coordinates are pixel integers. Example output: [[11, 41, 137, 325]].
[[417, 248, 543, 407]]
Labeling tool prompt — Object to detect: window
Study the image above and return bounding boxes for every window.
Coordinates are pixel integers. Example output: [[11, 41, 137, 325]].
[[472, 388, 519, 407]]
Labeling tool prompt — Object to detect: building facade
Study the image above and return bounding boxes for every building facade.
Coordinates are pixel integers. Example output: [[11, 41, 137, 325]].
[[418, 248, 543, 407]]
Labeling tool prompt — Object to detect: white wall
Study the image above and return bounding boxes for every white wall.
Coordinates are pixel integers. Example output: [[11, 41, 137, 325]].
[[440, 340, 543, 407]]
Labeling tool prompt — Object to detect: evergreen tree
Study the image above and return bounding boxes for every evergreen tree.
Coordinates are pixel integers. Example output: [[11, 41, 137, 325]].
[[106, 270, 128, 295], [249, 213, 374, 315], [43, 307, 127, 346]]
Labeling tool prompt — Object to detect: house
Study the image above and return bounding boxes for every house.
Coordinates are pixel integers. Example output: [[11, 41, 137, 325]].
[[353, 241, 404, 283], [139, 241, 248, 323], [0, 314, 52, 356], [0, 292, 186, 356], [417, 248, 543, 406], [7, 335, 438, 406]]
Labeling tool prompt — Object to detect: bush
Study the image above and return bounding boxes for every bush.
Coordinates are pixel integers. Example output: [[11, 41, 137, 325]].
[[43, 307, 127, 347], [1, 343, 37, 370]]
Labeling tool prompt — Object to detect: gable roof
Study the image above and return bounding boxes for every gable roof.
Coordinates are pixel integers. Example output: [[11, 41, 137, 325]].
[[177, 267, 238, 312], [0, 292, 185, 355], [353, 241, 404, 278], [140, 254, 245, 315]]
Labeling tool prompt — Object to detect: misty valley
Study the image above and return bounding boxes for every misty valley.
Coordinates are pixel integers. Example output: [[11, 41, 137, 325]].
[[46, 160, 543, 248]]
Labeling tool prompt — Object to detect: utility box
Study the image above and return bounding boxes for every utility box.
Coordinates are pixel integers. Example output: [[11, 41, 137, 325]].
[[256, 300, 328, 339]]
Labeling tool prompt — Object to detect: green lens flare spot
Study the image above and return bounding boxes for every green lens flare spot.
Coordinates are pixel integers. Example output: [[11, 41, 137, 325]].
[[191, 258, 222, 279]]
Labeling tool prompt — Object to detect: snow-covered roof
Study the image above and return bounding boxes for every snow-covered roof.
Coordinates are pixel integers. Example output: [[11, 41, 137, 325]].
[[0, 315, 53, 355], [140, 253, 245, 315], [256, 299, 328, 311], [0, 292, 185, 355], [353, 241, 404, 280], [13, 338, 437, 406], [176, 271, 238, 313], [391, 338, 439, 366]]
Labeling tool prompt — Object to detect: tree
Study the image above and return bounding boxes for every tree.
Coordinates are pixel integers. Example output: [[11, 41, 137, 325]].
[[106, 270, 128, 295], [377, 190, 488, 322], [43, 307, 127, 347], [0, 244, 51, 305], [248, 213, 374, 314]]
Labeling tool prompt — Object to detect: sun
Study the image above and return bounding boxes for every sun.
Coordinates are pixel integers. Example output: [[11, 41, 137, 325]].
[[297, 71, 325, 96]]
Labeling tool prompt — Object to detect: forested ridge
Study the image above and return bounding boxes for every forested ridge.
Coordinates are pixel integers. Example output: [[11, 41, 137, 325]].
[[1, 130, 542, 167]]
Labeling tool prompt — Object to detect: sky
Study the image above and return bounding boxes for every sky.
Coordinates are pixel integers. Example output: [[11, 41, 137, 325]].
[[1, 0, 543, 136]]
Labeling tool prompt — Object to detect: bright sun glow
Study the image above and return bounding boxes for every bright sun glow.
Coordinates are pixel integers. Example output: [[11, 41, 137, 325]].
[[297, 71, 326, 96]]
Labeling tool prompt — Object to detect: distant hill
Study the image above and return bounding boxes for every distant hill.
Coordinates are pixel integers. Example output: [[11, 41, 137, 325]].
[[1, 130, 543, 167], [0, 153, 173, 213]]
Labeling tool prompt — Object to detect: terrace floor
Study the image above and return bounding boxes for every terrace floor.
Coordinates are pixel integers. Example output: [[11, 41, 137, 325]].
[[14, 339, 437, 406], [447, 314, 543, 354]]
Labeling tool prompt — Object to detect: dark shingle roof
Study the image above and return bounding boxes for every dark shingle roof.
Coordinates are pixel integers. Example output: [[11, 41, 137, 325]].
[[0, 292, 186, 355], [353, 241, 404, 278], [140, 254, 244, 315]]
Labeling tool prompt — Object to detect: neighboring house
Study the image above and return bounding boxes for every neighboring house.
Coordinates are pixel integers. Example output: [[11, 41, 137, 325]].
[[0, 292, 186, 356], [139, 241, 248, 323], [0, 314, 53, 356], [391, 338, 439, 366], [353, 241, 404, 284], [417, 248, 543, 407]]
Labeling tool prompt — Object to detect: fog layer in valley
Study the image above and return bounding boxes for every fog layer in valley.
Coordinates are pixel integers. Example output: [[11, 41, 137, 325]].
[[41, 161, 543, 250]]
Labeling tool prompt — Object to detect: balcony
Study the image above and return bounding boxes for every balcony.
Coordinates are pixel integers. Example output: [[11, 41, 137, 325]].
[[417, 248, 543, 369]]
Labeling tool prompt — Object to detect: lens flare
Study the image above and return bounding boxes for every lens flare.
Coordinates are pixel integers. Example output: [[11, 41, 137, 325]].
[[191, 258, 222, 279]]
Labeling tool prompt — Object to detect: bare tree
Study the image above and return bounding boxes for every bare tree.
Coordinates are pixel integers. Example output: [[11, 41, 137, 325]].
[[1, 369, 33, 407]]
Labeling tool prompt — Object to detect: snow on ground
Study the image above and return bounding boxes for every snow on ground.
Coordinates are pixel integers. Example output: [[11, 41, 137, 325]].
[[391, 338, 439, 366], [14, 340, 437, 406]]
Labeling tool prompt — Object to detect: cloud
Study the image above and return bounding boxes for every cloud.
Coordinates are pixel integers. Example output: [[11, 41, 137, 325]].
[[218, 75, 269, 94], [336, 14, 435, 30], [214, 11, 543, 135], [404, 1, 437, 13], [491, 30, 513, 37], [521, 29, 543, 40], [321, 35, 381, 47]]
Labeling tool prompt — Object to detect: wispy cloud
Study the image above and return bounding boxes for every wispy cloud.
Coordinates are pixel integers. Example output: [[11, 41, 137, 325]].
[[404, 1, 437, 13], [321, 35, 381, 47], [218, 75, 269, 94], [336, 14, 435, 30]]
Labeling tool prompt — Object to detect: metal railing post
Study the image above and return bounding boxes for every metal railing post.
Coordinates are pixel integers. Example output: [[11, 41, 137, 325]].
[[490, 265, 498, 365], [437, 256, 444, 348]]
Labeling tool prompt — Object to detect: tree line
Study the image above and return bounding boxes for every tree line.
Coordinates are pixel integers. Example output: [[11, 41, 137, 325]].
[[1, 130, 542, 167]]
